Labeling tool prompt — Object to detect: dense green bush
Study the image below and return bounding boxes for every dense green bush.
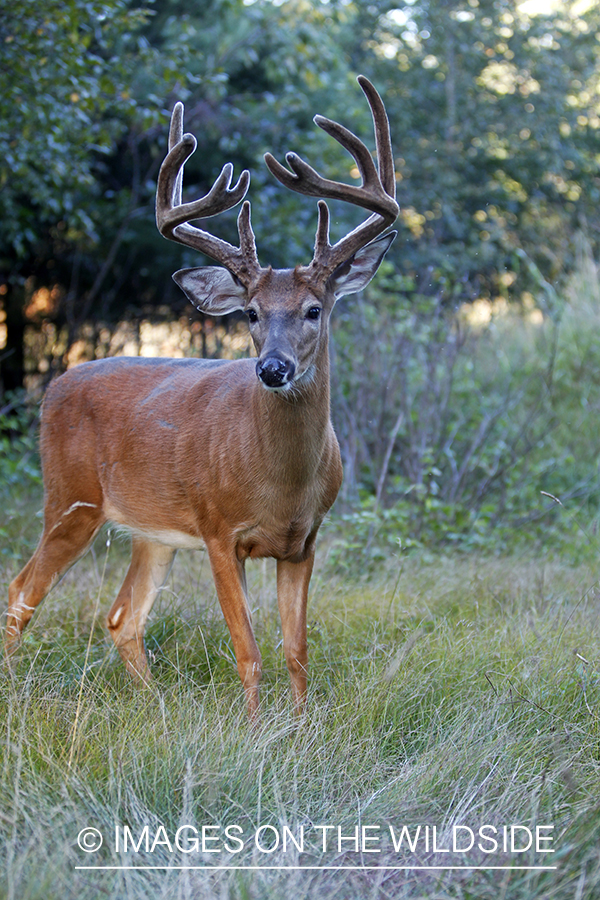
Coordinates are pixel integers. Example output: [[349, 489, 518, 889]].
[[0, 393, 41, 492], [0, 392, 42, 561]]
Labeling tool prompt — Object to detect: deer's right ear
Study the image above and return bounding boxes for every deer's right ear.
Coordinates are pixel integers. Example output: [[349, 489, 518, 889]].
[[327, 231, 397, 299], [173, 267, 248, 315]]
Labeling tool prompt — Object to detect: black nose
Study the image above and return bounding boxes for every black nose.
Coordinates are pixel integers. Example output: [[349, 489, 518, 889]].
[[256, 355, 295, 388]]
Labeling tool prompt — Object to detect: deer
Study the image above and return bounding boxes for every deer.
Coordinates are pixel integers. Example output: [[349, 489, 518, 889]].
[[4, 76, 398, 717]]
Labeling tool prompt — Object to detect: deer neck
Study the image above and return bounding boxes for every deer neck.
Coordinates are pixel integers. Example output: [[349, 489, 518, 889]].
[[251, 339, 331, 482]]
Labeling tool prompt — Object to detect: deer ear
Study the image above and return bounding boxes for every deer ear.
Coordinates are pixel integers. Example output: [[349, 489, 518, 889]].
[[173, 267, 248, 315], [327, 231, 397, 299]]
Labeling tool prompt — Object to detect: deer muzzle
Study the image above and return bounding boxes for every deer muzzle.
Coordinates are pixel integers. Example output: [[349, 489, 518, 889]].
[[256, 354, 296, 389]]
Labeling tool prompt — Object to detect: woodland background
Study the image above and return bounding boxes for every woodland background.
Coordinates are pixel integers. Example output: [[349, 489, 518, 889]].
[[2, 0, 600, 555]]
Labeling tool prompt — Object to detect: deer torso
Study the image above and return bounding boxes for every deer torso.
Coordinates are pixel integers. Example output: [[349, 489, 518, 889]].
[[41, 355, 342, 563]]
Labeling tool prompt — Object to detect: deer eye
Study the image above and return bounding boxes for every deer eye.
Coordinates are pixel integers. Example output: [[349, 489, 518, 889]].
[[247, 308, 259, 324], [306, 306, 321, 321]]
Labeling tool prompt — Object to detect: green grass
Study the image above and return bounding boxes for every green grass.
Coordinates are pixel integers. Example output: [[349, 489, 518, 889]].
[[5, 217, 600, 900], [1, 509, 600, 899]]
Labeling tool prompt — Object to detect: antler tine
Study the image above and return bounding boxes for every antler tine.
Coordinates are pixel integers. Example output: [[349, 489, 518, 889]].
[[168, 102, 185, 208], [313, 117, 382, 195], [263, 76, 398, 279], [156, 103, 261, 284], [169, 101, 184, 151], [356, 74, 396, 197]]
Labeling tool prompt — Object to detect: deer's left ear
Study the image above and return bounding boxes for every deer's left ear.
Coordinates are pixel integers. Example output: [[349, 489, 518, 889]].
[[327, 231, 397, 299]]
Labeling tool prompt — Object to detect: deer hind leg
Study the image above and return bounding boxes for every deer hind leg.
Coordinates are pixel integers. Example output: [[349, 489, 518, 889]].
[[5, 502, 105, 664], [207, 542, 262, 718], [277, 552, 314, 713], [106, 537, 175, 686]]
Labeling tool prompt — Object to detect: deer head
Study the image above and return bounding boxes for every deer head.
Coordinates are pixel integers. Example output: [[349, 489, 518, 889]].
[[156, 76, 399, 392]]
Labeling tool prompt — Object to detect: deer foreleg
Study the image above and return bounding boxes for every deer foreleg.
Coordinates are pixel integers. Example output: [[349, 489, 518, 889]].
[[207, 543, 262, 718], [276, 553, 314, 712]]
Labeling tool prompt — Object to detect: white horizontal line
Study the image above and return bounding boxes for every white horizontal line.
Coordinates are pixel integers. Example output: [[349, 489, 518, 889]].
[[75, 865, 558, 871]]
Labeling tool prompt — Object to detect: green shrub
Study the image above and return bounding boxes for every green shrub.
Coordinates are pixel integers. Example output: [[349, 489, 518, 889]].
[[0, 391, 42, 559], [329, 244, 600, 569]]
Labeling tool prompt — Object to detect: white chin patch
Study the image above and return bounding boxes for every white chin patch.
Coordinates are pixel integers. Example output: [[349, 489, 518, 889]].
[[260, 381, 292, 394]]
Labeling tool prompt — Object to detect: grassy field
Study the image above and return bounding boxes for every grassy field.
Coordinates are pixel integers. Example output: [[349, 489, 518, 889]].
[[1, 499, 600, 900]]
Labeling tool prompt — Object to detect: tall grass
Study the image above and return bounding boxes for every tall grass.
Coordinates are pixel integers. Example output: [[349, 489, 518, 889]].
[[1, 527, 599, 899], [2, 250, 600, 898]]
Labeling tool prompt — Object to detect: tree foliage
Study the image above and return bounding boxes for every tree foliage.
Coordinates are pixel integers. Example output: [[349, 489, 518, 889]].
[[339, 0, 600, 303], [0, 0, 154, 255], [2, 0, 600, 541], [2, 0, 600, 369]]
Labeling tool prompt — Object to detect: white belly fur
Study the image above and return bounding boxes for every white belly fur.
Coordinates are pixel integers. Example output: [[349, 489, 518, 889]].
[[103, 502, 206, 550]]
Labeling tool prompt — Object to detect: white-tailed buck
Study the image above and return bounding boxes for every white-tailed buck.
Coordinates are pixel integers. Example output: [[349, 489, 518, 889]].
[[5, 76, 398, 716]]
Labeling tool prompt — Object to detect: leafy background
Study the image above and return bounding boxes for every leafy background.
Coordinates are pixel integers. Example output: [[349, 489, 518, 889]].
[[2, 0, 600, 553]]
